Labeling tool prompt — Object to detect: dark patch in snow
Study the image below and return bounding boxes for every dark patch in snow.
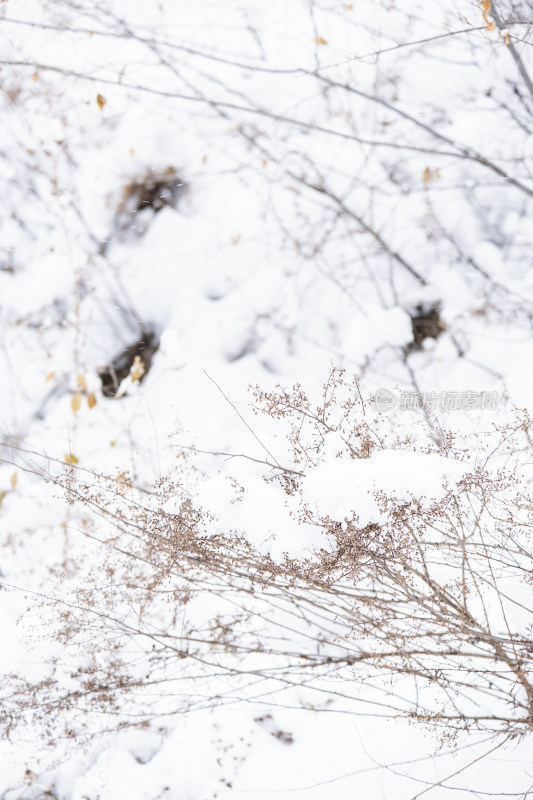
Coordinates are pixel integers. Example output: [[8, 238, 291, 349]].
[[408, 303, 445, 349], [101, 167, 185, 254], [123, 168, 185, 215], [98, 329, 158, 397]]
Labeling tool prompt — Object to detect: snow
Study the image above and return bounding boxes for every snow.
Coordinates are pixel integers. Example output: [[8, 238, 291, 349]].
[[342, 305, 413, 365], [1, 0, 533, 796], [303, 450, 466, 528]]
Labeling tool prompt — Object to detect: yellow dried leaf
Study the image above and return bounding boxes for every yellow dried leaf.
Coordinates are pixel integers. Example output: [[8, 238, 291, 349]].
[[87, 392, 97, 409], [130, 355, 145, 383], [32, 72, 38, 81], [10, 473, 18, 489], [262, 159, 268, 167], [64, 453, 79, 465], [110, 440, 116, 447], [77, 374, 87, 391], [481, 0, 496, 31], [46, 371, 55, 382], [96, 93, 106, 110], [315, 37, 327, 45], [71, 393, 82, 413], [345, 4, 353, 9], [504, 31, 510, 45], [231, 233, 241, 245], [423, 167, 441, 183]]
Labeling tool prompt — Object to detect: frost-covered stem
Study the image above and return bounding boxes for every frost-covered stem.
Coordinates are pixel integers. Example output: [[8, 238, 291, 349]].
[[490, 0, 533, 110], [293, 175, 427, 286], [315, 73, 533, 198]]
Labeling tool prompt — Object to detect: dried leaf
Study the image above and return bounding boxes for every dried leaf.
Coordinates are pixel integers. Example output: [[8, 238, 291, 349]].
[[96, 93, 106, 110], [71, 393, 82, 413], [423, 167, 441, 183], [130, 355, 145, 383], [77, 374, 87, 391], [504, 31, 510, 45], [46, 371, 55, 382], [10, 473, 17, 490], [0, 490, 6, 507], [32, 72, 38, 81], [482, 0, 496, 31], [231, 233, 241, 245], [64, 453, 79, 465], [87, 392, 97, 409], [314, 37, 327, 45]]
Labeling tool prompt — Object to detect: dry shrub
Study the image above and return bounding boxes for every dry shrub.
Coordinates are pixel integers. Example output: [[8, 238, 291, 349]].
[[1, 372, 532, 755]]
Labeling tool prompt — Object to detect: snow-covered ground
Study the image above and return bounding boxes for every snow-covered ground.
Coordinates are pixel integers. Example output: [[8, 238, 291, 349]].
[[1, 0, 533, 797]]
